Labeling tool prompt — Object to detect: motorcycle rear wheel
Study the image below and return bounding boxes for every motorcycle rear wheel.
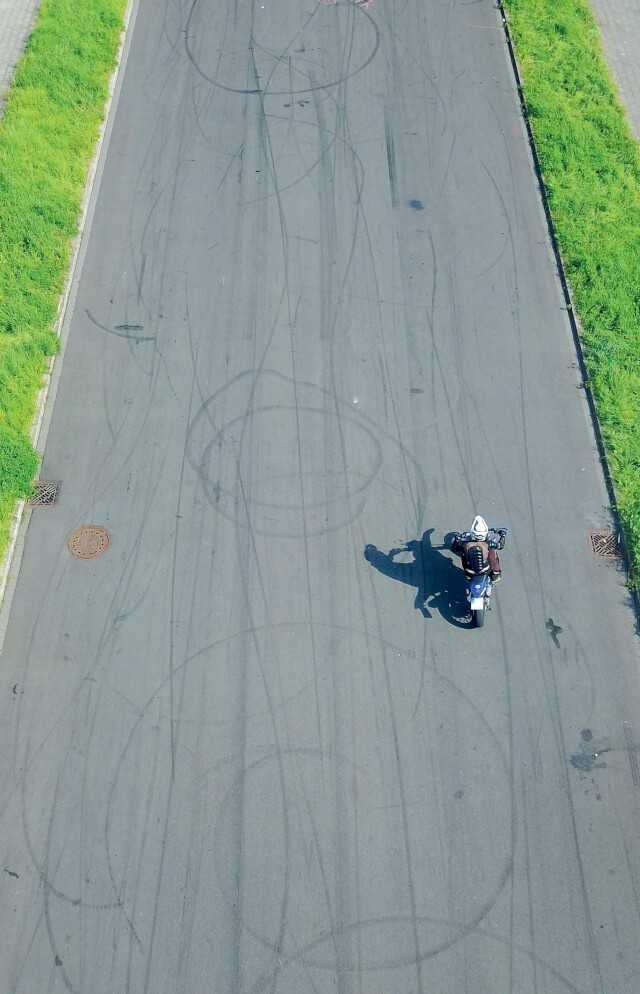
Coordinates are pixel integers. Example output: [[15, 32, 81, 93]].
[[472, 608, 485, 628]]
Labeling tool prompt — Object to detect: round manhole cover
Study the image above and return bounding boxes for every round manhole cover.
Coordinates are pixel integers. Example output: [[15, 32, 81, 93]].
[[68, 525, 111, 560]]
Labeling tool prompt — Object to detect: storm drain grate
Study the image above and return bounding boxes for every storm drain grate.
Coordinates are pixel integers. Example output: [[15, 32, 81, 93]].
[[68, 525, 111, 560], [28, 480, 60, 506], [588, 529, 622, 559]]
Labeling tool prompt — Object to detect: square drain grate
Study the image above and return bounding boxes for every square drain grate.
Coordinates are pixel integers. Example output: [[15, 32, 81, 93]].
[[588, 529, 622, 559], [29, 480, 60, 507]]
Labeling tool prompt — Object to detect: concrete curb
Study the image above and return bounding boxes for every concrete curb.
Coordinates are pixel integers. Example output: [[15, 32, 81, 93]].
[[0, 0, 140, 649]]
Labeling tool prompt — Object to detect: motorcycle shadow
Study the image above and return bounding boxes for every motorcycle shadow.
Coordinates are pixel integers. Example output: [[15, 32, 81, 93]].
[[364, 528, 470, 628]]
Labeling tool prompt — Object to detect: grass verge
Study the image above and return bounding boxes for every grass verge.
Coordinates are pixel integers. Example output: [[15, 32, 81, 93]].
[[503, 0, 640, 584], [0, 0, 126, 555]]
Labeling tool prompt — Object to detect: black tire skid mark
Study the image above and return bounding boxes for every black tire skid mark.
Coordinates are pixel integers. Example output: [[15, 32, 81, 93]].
[[349, 232, 500, 984], [20, 732, 117, 919], [214, 753, 362, 994], [88, 284, 157, 452], [356, 24, 447, 531], [184, 0, 380, 97], [77, 674, 111, 988], [257, 901, 587, 993], [466, 376, 607, 990], [41, 3, 490, 988], [129, 184, 166, 322], [105, 460, 216, 977], [376, 0, 471, 520], [4, 452, 168, 816], [100, 618, 513, 966], [172, 503, 227, 989], [188, 0, 246, 151], [238, 120, 336, 208], [284, 17, 460, 988], [473, 147, 555, 989], [446, 261, 475, 478], [468, 382, 599, 731], [42, 768, 79, 993], [227, 511, 295, 994], [211, 62, 283, 994], [164, 337, 200, 784], [239, 42, 333, 988], [481, 140, 605, 987], [15, 475, 174, 958], [186, 77, 342, 960], [135, 34, 268, 992], [7, 478, 169, 924], [146, 290, 222, 986], [7, 366, 168, 868], [213, 616, 513, 978], [197, 401, 382, 512], [102, 639, 317, 991], [178, 39, 301, 984], [314, 21, 364, 981], [375, 0, 449, 140], [209, 89, 302, 977], [228, 60, 427, 540], [128, 2, 199, 321], [325, 75, 429, 535], [345, 29, 513, 976], [359, 565, 427, 993], [188, 326, 402, 992], [9, 0, 231, 987], [89, 25, 204, 507], [315, 12, 382, 984], [184, 328, 425, 564], [127, 0, 210, 325], [121, 713, 163, 989]]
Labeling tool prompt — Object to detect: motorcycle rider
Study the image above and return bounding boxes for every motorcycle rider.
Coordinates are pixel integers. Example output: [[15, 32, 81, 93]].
[[451, 515, 507, 582]]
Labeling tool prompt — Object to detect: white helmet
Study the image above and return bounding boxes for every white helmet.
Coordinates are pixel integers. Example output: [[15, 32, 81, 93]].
[[470, 515, 489, 541]]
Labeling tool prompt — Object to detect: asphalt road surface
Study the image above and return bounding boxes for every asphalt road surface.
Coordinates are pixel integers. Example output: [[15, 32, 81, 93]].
[[1, 0, 640, 992]]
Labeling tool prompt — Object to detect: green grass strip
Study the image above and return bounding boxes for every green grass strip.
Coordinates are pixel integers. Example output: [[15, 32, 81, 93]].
[[0, 0, 126, 554], [503, 0, 640, 583]]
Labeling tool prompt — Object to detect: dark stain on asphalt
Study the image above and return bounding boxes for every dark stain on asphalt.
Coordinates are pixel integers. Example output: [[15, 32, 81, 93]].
[[86, 309, 155, 344], [570, 731, 610, 772], [570, 750, 605, 772], [546, 617, 563, 647], [3, 867, 19, 879]]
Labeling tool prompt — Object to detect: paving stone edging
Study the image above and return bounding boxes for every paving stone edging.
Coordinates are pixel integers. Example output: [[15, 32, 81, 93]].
[[0, 0, 41, 114]]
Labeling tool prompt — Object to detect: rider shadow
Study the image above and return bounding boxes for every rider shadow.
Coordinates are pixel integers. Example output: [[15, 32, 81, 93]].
[[364, 528, 469, 627]]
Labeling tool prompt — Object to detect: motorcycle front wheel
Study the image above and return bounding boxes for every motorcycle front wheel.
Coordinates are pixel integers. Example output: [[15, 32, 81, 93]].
[[472, 608, 485, 628]]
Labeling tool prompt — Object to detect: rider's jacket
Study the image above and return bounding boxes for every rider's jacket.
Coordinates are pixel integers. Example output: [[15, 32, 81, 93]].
[[451, 529, 506, 578]]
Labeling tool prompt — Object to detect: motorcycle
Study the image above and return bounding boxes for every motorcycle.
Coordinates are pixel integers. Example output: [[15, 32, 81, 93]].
[[451, 523, 508, 629]]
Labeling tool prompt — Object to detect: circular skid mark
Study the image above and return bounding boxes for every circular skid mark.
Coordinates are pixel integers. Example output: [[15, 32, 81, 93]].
[[67, 525, 111, 560], [20, 720, 124, 914], [200, 405, 381, 509], [213, 721, 511, 967], [251, 911, 588, 993], [99, 622, 511, 974], [185, 0, 380, 96], [186, 369, 389, 537]]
